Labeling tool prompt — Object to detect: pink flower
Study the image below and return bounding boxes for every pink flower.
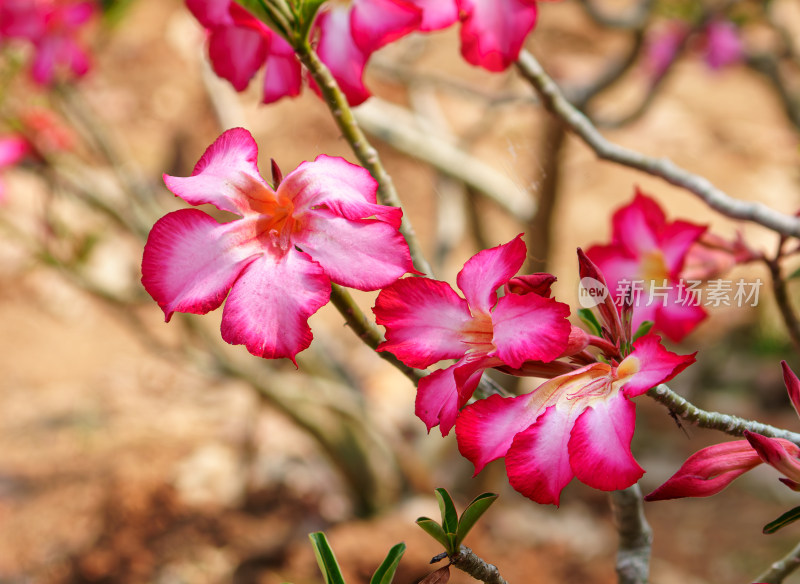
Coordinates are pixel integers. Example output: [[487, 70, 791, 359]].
[[374, 235, 572, 435], [0, 134, 30, 202], [141, 128, 415, 362], [646, 362, 800, 501], [186, 0, 303, 104], [586, 189, 708, 342], [455, 0, 557, 72], [703, 20, 743, 70], [0, 0, 95, 85], [643, 21, 689, 81], [187, 0, 453, 106], [457, 334, 695, 505]]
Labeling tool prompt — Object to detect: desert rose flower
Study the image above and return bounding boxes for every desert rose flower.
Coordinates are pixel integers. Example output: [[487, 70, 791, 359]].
[[586, 190, 707, 342], [457, 334, 695, 505], [374, 235, 572, 435], [0, 0, 95, 85], [646, 362, 800, 501], [142, 127, 415, 362], [455, 0, 557, 72], [186, 0, 452, 106]]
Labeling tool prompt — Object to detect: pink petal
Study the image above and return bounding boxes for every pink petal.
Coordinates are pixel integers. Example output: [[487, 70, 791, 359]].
[[453, 353, 500, 406], [457, 0, 538, 72], [782, 361, 800, 420], [350, 0, 422, 53], [220, 248, 331, 362], [208, 25, 268, 92], [610, 190, 665, 257], [456, 393, 541, 474], [315, 8, 371, 106], [644, 440, 764, 501], [262, 34, 303, 104], [456, 234, 526, 314], [506, 404, 581, 506], [745, 431, 800, 484], [404, 0, 459, 31], [569, 393, 644, 491], [141, 209, 261, 321], [295, 209, 413, 290], [649, 287, 707, 343], [0, 136, 30, 168], [375, 277, 472, 369], [163, 128, 273, 216], [186, 0, 234, 27], [282, 155, 401, 228], [491, 292, 571, 367], [704, 20, 743, 70], [616, 334, 696, 397], [415, 364, 461, 435], [659, 219, 707, 276], [61, 1, 95, 27]]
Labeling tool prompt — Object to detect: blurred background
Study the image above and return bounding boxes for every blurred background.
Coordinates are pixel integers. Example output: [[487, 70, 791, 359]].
[[1, 0, 800, 582]]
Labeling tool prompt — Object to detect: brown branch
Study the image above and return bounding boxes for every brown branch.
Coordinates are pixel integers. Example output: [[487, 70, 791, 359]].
[[514, 50, 800, 238]]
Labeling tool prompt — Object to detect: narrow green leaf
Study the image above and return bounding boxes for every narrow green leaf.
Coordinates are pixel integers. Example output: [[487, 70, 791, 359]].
[[435, 488, 459, 536], [455, 492, 498, 546], [416, 517, 451, 550], [370, 543, 406, 584], [632, 320, 654, 342], [788, 266, 800, 281], [763, 506, 800, 534], [577, 308, 602, 336], [309, 532, 347, 584]]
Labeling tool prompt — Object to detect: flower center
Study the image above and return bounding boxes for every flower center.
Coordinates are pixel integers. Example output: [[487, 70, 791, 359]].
[[244, 181, 300, 253], [460, 312, 495, 355], [640, 249, 669, 288]]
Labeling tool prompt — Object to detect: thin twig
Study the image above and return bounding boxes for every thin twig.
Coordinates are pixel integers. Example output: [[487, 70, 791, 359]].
[[765, 238, 800, 356], [514, 50, 800, 238], [754, 540, 800, 584], [354, 98, 535, 221]]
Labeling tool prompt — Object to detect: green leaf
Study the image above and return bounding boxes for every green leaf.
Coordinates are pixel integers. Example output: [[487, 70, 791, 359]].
[[435, 488, 459, 536], [370, 543, 406, 584], [763, 505, 800, 534], [416, 517, 451, 551], [309, 532, 347, 584], [577, 308, 602, 336], [455, 492, 498, 546], [632, 320, 654, 342], [788, 266, 800, 281]]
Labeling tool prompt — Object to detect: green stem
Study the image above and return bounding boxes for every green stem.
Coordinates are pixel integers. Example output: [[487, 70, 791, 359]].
[[755, 540, 800, 584], [294, 41, 433, 277]]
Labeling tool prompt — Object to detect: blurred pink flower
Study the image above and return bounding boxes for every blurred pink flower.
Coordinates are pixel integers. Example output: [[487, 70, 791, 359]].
[[703, 19, 743, 70], [586, 190, 708, 342], [374, 235, 571, 435], [0, 0, 95, 85], [457, 334, 695, 505], [142, 128, 415, 362], [455, 0, 557, 72], [0, 135, 30, 202]]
